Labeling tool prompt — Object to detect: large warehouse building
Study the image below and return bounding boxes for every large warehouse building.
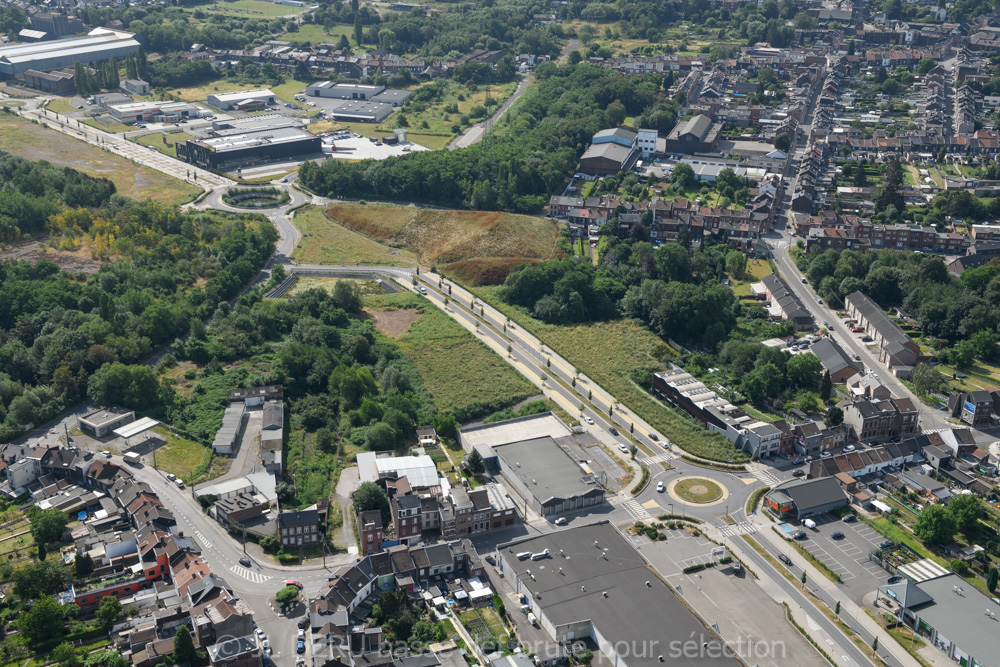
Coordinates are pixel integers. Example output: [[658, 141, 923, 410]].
[[206, 89, 277, 111], [0, 28, 140, 78], [175, 126, 321, 169]]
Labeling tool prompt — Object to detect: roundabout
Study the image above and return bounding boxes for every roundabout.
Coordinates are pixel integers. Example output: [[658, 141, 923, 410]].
[[667, 476, 729, 507], [221, 186, 290, 209]]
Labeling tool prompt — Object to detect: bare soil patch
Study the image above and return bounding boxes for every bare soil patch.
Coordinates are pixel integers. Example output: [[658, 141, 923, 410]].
[[366, 308, 421, 338], [0, 240, 102, 273]]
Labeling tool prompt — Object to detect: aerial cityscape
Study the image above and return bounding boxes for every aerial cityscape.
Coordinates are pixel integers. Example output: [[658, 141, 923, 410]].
[[1, 0, 1000, 666]]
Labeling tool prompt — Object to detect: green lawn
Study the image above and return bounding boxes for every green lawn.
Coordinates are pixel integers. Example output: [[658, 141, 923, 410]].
[[186, 0, 308, 17], [45, 97, 80, 115], [136, 130, 194, 158], [80, 116, 134, 134], [281, 22, 354, 44], [270, 79, 311, 103], [152, 427, 229, 484], [292, 205, 418, 266], [474, 287, 749, 462], [365, 291, 537, 421]]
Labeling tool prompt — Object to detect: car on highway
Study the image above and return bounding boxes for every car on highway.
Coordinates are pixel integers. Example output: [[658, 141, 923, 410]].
[[831, 531, 845, 540], [801, 278, 807, 283], [286, 580, 304, 589], [239, 557, 252, 567], [418, 286, 428, 294], [853, 353, 861, 360], [778, 554, 793, 566], [842, 514, 857, 523], [608, 426, 619, 436], [656, 481, 665, 492], [817, 298, 823, 304], [617, 443, 629, 454], [583, 415, 594, 425], [648, 433, 659, 441]]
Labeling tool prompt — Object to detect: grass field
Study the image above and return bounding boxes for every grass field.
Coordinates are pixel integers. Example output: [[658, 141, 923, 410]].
[[474, 287, 750, 462], [292, 205, 418, 266], [136, 130, 195, 158], [270, 79, 311, 103], [320, 202, 564, 284], [280, 22, 353, 44], [186, 0, 307, 17], [152, 427, 229, 484], [0, 114, 201, 205], [285, 276, 391, 298], [365, 291, 536, 420], [80, 115, 134, 134], [45, 97, 80, 115]]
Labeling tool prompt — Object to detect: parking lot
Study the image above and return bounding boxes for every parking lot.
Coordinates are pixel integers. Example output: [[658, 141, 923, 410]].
[[323, 135, 427, 161], [794, 512, 890, 597]]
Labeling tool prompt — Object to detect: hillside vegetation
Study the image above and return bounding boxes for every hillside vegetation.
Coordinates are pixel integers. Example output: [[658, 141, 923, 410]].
[[323, 203, 564, 284]]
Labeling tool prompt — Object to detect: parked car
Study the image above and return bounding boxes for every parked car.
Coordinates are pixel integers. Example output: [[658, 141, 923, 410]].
[[887, 575, 901, 584], [296, 640, 305, 654], [262, 639, 271, 653], [298, 617, 310, 629], [819, 451, 831, 458], [554, 517, 568, 526], [842, 514, 857, 523], [792, 470, 805, 477], [732, 561, 742, 574], [656, 481, 665, 492], [831, 531, 845, 540], [239, 557, 252, 567], [879, 540, 894, 550], [844, 445, 856, 452], [255, 629, 265, 639], [166, 473, 176, 481], [793, 531, 807, 540]]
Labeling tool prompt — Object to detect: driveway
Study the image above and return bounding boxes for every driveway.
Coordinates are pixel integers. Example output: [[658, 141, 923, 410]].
[[332, 466, 360, 553]]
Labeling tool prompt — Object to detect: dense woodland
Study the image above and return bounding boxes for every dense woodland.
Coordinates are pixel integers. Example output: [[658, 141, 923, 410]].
[[0, 154, 277, 442], [798, 247, 1000, 366], [168, 283, 453, 508], [300, 63, 678, 212]]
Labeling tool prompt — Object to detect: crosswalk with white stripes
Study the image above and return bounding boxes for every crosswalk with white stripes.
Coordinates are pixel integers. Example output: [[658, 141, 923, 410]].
[[750, 468, 781, 486], [230, 564, 272, 584], [621, 499, 652, 521], [717, 522, 757, 538]]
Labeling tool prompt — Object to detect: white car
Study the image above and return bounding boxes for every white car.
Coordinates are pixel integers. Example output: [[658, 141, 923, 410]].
[[618, 443, 629, 454], [256, 629, 265, 638], [583, 416, 594, 425], [656, 481, 665, 492], [819, 451, 832, 458], [554, 517, 568, 525], [844, 444, 856, 452], [166, 473, 176, 481], [262, 639, 271, 653]]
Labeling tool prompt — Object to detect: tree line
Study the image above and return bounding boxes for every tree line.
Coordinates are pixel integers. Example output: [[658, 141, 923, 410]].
[[0, 156, 277, 442], [300, 63, 678, 212]]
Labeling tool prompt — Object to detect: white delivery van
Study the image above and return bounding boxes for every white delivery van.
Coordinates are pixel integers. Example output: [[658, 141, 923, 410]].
[[803, 519, 817, 529], [123, 452, 141, 465]]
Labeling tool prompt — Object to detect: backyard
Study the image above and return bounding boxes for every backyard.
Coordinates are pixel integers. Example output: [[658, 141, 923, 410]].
[[458, 606, 508, 652]]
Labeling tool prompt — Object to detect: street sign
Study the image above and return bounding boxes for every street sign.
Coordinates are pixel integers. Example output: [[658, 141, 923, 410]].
[[711, 546, 726, 560]]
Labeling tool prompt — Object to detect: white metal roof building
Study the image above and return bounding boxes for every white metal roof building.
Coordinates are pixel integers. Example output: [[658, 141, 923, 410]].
[[0, 28, 140, 77], [113, 417, 160, 445], [206, 89, 276, 110], [356, 452, 439, 489]]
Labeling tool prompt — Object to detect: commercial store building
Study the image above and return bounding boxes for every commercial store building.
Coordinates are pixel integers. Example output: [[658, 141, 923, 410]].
[[108, 101, 203, 124], [491, 436, 605, 516], [878, 571, 1000, 667], [206, 89, 276, 111], [79, 407, 135, 438], [324, 99, 394, 123], [176, 127, 321, 170], [306, 81, 384, 100], [0, 28, 139, 78], [765, 477, 848, 518], [497, 522, 740, 667]]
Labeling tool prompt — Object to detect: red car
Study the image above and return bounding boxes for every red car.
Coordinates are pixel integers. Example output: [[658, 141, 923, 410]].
[[285, 580, 303, 589], [851, 327, 863, 333]]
